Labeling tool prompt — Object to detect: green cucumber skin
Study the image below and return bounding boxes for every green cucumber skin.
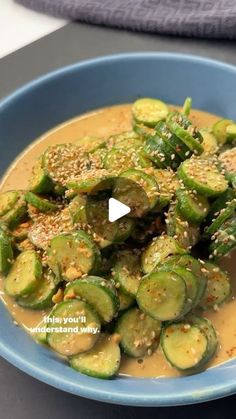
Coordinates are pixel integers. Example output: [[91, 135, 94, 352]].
[[204, 199, 236, 238], [25, 191, 57, 213], [2, 194, 28, 230], [16, 272, 58, 310], [186, 315, 218, 364], [176, 188, 210, 225], [64, 276, 119, 323], [155, 120, 189, 161], [167, 119, 203, 155], [178, 161, 228, 198], [0, 191, 19, 217], [70, 334, 121, 379], [29, 158, 54, 194], [4, 250, 42, 298], [112, 250, 141, 297], [199, 262, 232, 309], [0, 230, 13, 276]]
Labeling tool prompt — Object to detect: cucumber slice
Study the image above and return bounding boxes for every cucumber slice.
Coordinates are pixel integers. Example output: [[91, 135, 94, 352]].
[[47, 299, 101, 356], [70, 333, 121, 379], [212, 119, 233, 145], [132, 98, 168, 128], [176, 188, 210, 224], [116, 169, 159, 212], [116, 307, 161, 357], [200, 129, 218, 155], [112, 250, 142, 297], [167, 204, 200, 250], [199, 262, 231, 309], [28, 208, 74, 250], [182, 97, 192, 117], [161, 322, 208, 370], [0, 191, 19, 217], [204, 197, 236, 238], [219, 147, 236, 187], [167, 112, 203, 155], [43, 143, 87, 187], [117, 289, 135, 311], [4, 250, 42, 297], [32, 319, 48, 344], [206, 188, 235, 224], [137, 271, 187, 321], [159, 264, 198, 313], [67, 172, 111, 194], [47, 231, 101, 281], [209, 216, 236, 259], [151, 168, 180, 210], [29, 157, 53, 194], [17, 270, 58, 310], [64, 276, 119, 323], [25, 191, 57, 213], [141, 235, 187, 274], [186, 315, 218, 363], [143, 134, 181, 170], [68, 194, 87, 224], [74, 135, 105, 151], [226, 123, 236, 142], [0, 229, 13, 275], [2, 193, 28, 230], [155, 120, 189, 161], [178, 157, 228, 198], [172, 255, 207, 305]]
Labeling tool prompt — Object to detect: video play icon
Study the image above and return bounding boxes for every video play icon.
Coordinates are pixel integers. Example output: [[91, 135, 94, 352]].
[[108, 198, 131, 222]]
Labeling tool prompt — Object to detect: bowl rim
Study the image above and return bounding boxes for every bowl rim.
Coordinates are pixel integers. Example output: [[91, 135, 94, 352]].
[[1, 52, 236, 407]]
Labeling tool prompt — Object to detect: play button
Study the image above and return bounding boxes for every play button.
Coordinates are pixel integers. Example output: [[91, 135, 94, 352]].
[[108, 198, 131, 222], [85, 176, 149, 242]]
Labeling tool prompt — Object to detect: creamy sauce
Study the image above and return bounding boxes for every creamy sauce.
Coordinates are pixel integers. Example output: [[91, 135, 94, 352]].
[[1, 103, 236, 378]]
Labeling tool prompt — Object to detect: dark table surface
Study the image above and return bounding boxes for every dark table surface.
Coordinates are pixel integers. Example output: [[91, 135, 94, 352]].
[[1, 22, 236, 419]]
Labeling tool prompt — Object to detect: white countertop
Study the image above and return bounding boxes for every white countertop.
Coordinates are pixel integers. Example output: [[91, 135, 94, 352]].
[[0, 0, 67, 58]]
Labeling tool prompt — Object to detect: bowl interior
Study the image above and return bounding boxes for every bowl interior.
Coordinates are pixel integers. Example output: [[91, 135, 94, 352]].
[[1, 53, 236, 406]]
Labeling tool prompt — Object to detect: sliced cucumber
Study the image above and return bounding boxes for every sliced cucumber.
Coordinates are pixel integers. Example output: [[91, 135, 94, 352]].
[[2, 193, 28, 230], [68, 194, 87, 224], [200, 262, 232, 308], [159, 264, 198, 313], [47, 299, 101, 356], [167, 203, 200, 249], [112, 250, 142, 297], [43, 143, 86, 187], [67, 172, 111, 194], [176, 188, 210, 224], [4, 250, 42, 297], [29, 157, 53, 194], [70, 333, 121, 379], [64, 276, 119, 323], [212, 119, 233, 145], [200, 129, 218, 155], [116, 168, 159, 212], [186, 314, 218, 363], [219, 147, 236, 187], [25, 191, 57, 213], [155, 120, 189, 161], [17, 270, 58, 310], [161, 322, 208, 370], [48, 231, 101, 281], [151, 168, 180, 210], [182, 97, 192, 117], [0, 229, 13, 275], [143, 134, 181, 170], [137, 271, 187, 321], [116, 307, 161, 357], [133, 123, 156, 139], [132, 98, 168, 127], [141, 235, 187, 274], [117, 289, 135, 311], [178, 157, 228, 198], [209, 216, 236, 259], [0, 191, 19, 217], [167, 112, 203, 155], [204, 197, 236, 238], [206, 188, 235, 224], [226, 123, 236, 142]]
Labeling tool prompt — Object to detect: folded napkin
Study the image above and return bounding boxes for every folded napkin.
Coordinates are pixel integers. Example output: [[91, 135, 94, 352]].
[[16, 0, 236, 39]]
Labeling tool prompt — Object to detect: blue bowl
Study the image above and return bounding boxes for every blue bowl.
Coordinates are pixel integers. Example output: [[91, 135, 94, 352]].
[[1, 53, 236, 406]]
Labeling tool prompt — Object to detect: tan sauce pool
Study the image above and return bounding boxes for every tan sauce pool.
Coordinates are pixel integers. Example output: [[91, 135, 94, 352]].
[[1, 103, 236, 378]]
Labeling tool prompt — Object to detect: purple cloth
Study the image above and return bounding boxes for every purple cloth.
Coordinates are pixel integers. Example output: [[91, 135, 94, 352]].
[[16, 0, 236, 39]]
